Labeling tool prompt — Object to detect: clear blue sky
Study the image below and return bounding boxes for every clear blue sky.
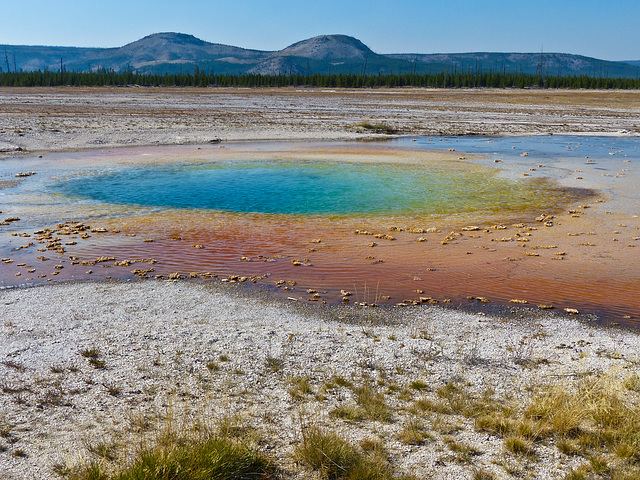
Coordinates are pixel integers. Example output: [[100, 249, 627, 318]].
[[1, 0, 638, 61]]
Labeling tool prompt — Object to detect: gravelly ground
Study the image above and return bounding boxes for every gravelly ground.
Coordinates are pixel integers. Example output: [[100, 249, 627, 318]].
[[1, 281, 640, 479], [1, 87, 640, 479]]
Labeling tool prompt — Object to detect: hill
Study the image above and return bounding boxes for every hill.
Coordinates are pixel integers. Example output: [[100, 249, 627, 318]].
[[2, 32, 639, 78]]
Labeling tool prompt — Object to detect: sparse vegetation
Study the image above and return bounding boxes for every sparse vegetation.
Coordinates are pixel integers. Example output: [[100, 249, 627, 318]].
[[5, 283, 640, 480], [397, 417, 429, 445], [409, 379, 429, 391], [80, 347, 106, 369], [80, 348, 100, 359], [354, 381, 393, 422], [2, 360, 26, 372], [206, 360, 220, 372], [356, 122, 398, 135], [295, 425, 410, 480], [287, 375, 314, 400], [264, 356, 284, 373], [103, 383, 122, 396]]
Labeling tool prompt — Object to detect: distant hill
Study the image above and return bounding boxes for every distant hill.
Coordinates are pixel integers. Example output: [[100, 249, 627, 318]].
[[2, 32, 639, 78], [389, 52, 640, 78]]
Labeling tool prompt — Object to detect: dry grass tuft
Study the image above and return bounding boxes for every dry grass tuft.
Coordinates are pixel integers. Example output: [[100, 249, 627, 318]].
[[295, 424, 414, 480]]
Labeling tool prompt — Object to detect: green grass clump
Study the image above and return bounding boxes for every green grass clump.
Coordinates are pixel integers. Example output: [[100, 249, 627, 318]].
[[69, 433, 274, 480]]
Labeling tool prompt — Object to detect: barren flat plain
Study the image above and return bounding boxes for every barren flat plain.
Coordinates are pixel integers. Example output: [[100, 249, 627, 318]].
[[1, 87, 640, 480]]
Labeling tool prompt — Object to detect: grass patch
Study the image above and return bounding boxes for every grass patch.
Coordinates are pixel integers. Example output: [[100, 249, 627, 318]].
[[354, 382, 393, 422], [332, 375, 353, 388], [356, 122, 398, 135], [68, 425, 274, 480], [81, 347, 106, 369], [295, 425, 411, 480], [409, 380, 429, 391], [504, 435, 537, 458], [88, 357, 106, 369], [331, 403, 367, 422], [472, 374, 640, 478], [445, 438, 483, 464], [86, 441, 118, 461], [397, 418, 429, 445], [80, 347, 100, 359], [287, 375, 314, 400]]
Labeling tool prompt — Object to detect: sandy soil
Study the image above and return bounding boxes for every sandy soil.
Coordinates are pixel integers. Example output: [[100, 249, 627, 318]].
[[1, 87, 640, 479]]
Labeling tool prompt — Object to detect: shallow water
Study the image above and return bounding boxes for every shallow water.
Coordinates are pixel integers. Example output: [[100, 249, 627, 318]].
[[1, 137, 639, 326], [50, 159, 576, 217]]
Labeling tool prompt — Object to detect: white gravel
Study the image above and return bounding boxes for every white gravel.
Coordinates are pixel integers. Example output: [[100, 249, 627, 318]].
[[2, 280, 639, 479]]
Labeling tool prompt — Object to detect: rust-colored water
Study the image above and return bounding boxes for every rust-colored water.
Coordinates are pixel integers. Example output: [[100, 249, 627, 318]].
[[1, 140, 639, 326]]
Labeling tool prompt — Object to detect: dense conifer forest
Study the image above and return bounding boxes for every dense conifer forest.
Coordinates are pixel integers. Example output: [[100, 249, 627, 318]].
[[1, 69, 639, 89]]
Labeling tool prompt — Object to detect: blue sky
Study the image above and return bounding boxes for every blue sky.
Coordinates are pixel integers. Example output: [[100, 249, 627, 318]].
[[1, 0, 638, 60]]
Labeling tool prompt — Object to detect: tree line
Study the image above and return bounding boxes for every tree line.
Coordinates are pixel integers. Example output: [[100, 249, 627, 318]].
[[1, 68, 639, 89]]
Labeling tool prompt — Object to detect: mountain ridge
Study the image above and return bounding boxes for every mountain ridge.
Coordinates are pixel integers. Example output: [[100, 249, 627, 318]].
[[2, 32, 639, 78]]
